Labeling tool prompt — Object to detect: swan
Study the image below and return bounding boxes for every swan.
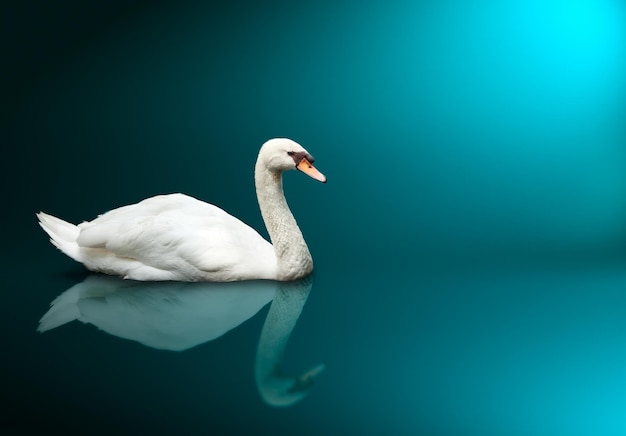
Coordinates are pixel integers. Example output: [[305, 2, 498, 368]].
[[37, 138, 326, 282]]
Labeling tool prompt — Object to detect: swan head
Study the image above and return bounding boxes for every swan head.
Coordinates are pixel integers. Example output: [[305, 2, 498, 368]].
[[259, 138, 326, 183]]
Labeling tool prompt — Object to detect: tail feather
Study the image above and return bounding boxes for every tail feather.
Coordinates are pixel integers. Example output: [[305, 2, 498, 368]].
[[37, 212, 82, 262]]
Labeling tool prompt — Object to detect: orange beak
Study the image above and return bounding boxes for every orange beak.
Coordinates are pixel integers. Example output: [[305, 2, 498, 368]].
[[297, 158, 327, 183]]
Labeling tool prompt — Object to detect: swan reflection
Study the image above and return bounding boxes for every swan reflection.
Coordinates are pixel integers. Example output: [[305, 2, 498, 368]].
[[39, 274, 323, 406]]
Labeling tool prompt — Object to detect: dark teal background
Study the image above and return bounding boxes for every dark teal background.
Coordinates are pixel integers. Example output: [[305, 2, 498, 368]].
[[3, 0, 626, 434]]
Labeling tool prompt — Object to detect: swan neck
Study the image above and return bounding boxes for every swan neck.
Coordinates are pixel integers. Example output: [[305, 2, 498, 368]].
[[255, 161, 313, 281]]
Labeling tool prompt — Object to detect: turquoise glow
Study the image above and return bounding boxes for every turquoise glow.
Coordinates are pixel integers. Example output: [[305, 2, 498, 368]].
[[6, 1, 626, 434], [17, 0, 626, 261]]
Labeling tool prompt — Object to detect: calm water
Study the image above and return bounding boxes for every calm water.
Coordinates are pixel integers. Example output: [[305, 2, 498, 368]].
[[5, 246, 626, 434], [4, 1, 626, 434]]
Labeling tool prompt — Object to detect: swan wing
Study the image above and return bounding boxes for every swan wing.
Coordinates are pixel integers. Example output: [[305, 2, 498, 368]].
[[76, 194, 277, 281]]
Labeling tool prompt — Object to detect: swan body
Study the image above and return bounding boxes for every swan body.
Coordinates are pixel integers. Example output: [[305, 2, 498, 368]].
[[37, 138, 326, 282], [39, 194, 276, 282]]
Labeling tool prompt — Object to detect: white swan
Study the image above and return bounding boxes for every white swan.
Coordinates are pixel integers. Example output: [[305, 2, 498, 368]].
[[37, 138, 326, 282]]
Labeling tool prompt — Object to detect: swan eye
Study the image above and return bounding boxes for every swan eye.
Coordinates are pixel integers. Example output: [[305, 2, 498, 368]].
[[287, 151, 295, 156]]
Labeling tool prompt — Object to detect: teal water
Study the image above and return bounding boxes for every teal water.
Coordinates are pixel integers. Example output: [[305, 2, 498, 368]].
[[3, 0, 626, 434]]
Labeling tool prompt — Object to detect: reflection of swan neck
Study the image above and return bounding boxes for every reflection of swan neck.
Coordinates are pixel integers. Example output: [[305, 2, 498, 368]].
[[255, 278, 321, 407], [255, 160, 313, 281]]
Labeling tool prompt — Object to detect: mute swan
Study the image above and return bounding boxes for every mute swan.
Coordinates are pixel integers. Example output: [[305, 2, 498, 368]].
[[37, 138, 326, 282]]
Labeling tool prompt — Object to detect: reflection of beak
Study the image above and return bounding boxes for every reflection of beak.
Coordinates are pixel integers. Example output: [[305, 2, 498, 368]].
[[289, 363, 326, 393], [297, 158, 327, 183]]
